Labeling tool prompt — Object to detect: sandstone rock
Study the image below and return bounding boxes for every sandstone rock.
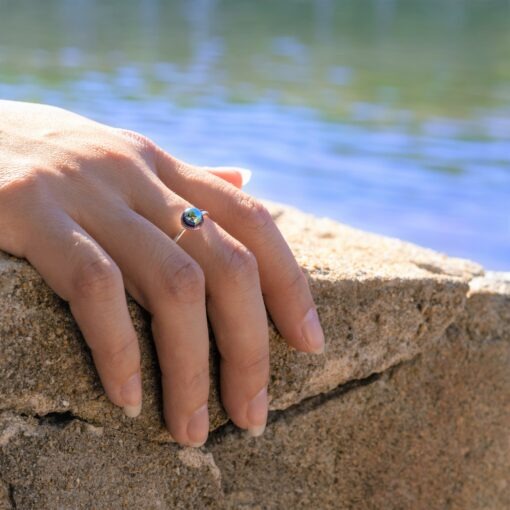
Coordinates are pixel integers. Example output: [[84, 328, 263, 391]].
[[0, 480, 11, 510], [210, 279, 510, 509], [0, 412, 224, 509], [0, 203, 482, 441], [1, 203, 507, 509]]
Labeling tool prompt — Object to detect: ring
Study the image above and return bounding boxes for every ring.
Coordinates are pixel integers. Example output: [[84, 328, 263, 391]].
[[173, 207, 209, 244]]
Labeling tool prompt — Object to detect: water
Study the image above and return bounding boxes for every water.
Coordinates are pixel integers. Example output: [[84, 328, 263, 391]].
[[0, 0, 509, 269]]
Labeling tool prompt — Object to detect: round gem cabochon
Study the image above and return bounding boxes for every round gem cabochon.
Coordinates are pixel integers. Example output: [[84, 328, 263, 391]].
[[181, 207, 204, 229]]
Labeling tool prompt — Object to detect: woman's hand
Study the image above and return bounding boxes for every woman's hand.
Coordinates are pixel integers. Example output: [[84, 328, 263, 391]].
[[0, 100, 325, 447]]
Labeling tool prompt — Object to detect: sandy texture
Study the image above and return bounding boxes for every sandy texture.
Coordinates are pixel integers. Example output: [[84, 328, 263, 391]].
[[0, 479, 11, 510], [0, 203, 481, 440], [211, 279, 510, 509], [1, 203, 508, 509]]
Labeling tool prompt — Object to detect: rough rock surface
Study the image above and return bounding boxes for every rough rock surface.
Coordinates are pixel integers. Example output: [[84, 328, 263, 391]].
[[0, 479, 10, 510], [210, 278, 510, 509], [1, 203, 508, 509], [0, 203, 482, 440], [0, 412, 224, 509]]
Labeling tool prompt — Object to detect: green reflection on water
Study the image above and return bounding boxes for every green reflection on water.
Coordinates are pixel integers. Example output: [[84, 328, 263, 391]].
[[0, 0, 509, 126]]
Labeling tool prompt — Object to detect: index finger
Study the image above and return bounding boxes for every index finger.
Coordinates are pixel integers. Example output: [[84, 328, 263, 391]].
[[154, 152, 325, 355]]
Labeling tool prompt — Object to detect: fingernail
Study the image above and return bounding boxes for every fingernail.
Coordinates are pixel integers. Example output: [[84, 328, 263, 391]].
[[247, 387, 268, 437], [237, 168, 252, 186], [302, 308, 325, 354], [208, 166, 252, 186], [124, 402, 142, 418], [121, 372, 142, 418], [187, 404, 209, 447]]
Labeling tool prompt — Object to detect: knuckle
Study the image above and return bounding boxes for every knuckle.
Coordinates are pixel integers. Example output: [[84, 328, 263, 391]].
[[224, 243, 258, 284], [101, 144, 136, 168], [181, 366, 210, 395], [162, 365, 209, 396], [94, 334, 139, 364], [0, 173, 46, 235], [0, 169, 46, 200], [283, 267, 308, 294], [237, 197, 273, 233], [234, 348, 270, 376], [73, 257, 121, 299], [158, 258, 205, 304], [115, 128, 156, 155]]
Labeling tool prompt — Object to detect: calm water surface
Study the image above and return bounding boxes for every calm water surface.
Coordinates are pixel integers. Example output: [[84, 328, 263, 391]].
[[1, 0, 509, 269]]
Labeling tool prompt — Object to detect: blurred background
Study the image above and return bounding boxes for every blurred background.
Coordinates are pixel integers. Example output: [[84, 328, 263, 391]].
[[0, 0, 508, 269]]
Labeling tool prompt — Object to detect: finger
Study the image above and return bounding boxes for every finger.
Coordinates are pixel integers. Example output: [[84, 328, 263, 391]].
[[177, 226, 270, 437], [154, 152, 325, 355], [72, 196, 210, 447], [136, 181, 269, 436], [203, 167, 252, 189], [23, 209, 142, 417], [203, 235, 269, 436]]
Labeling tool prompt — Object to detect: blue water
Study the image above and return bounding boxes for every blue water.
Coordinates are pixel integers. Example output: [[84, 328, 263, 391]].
[[0, 0, 509, 269]]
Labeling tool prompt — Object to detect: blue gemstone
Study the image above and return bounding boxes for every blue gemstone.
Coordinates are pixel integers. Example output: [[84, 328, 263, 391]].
[[181, 207, 204, 229]]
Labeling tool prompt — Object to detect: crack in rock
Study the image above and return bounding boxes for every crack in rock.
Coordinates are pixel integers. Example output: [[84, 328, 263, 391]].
[[8, 484, 16, 510], [3, 359, 395, 453], [0, 478, 14, 510], [208, 365, 391, 443], [34, 410, 79, 428]]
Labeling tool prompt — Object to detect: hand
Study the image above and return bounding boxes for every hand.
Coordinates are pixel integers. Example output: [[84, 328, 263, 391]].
[[0, 100, 325, 447]]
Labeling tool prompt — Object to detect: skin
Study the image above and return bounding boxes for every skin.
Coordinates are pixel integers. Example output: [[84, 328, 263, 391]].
[[0, 100, 325, 447]]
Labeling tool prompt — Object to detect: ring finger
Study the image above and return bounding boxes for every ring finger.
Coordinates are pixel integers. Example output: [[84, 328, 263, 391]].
[[68, 193, 211, 447]]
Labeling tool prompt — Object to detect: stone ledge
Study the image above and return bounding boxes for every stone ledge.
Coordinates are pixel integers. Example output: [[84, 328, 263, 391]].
[[1, 203, 508, 509], [209, 280, 510, 509], [0, 202, 484, 442], [1, 272, 508, 509]]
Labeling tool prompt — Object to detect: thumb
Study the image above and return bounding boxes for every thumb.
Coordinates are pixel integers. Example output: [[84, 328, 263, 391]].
[[203, 167, 252, 189]]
